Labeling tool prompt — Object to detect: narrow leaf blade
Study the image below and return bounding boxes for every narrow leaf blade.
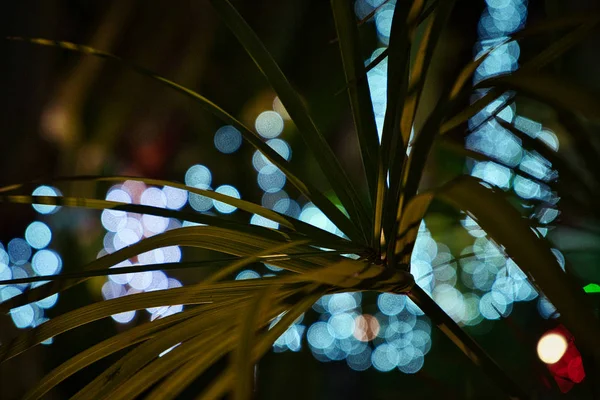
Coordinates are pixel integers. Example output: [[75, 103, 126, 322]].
[[209, 0, 371, 242]]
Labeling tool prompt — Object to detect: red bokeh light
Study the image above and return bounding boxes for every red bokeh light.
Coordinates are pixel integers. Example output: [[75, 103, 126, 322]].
[[543, 325, 585, 393]]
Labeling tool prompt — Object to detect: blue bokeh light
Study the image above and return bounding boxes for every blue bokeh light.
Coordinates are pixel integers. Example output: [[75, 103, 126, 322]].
[[214, 185, 240, 214], [32, 185, 61, 214], [25, 221, 52, 250], [214, 125, 242, 154], [255, 111, 284, 139]]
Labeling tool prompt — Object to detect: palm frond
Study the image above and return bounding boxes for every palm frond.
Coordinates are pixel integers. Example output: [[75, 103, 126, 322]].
[[5, 36, 363, 242], [386, 0, 455, 267], [0, 226, 333, 313], [376, 0, 420, 255], [331, 0, 380, 211], [2, 2, 600, 399], [408, 284, 528, 399], [22, 304, 209, 400], [209, 0, 372, 243], [440, 176, 600, 361]]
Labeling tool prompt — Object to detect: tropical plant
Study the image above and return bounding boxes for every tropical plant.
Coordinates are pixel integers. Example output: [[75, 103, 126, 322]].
[[1, 0, 600, 399]]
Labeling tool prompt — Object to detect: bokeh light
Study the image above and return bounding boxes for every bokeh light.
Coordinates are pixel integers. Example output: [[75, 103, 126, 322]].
[[188, 185, 214, 212], [377, 293, 406, 316], [250, 214, 279, 229], [32, 185, 61, 214], [185, 164, 212, 187], [214, 185, 240, 214], [354, 314, 380, 342], [32, 249, 62, 276], [111, 311, 136, 324], [0, 0, 553, 379], [257, 165, 287, 194], [1, 217, 62, 331], [8, 238, 32, 266], [537, 333, 568, 364], [308, 322, 335, 350], [163, 186, 188, 210], [214, 125, 242, 154], [97, 181, 186, 325], [236, 270, 260, 280], [252, 139, 292, 171], [25, 221, 52, 250], [255, 111, 284, 139], [10, 305, 35, 329]]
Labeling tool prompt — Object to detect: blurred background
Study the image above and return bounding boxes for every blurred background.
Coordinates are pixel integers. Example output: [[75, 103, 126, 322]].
[[1, 0, 600, 398]]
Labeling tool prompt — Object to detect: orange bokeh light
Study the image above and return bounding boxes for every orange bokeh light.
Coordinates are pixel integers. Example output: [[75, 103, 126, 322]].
[[353, 314, 380, 342]]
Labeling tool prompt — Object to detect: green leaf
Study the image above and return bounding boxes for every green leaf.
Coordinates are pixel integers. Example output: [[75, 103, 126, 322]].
[[331, 0, 379, 215], [386, 0, 455, 268], [202, 240, 310, 284], [517, 19, 599, 73], [557, 112, 600, 187], [144, 286, 319, 400], [0, 277, 295, 362], [442, 15, 600, 134], [290, 258, 414, 294], [193, 286, 325, 400], [372, 162, 386, 255], [0, 176, 280, 227], [102, 330, 231, 400], [336, 1, 439, 97], [440, 88, 501, 135], [142, 333, 235, 400], [447, 42, 507, 102], [439, 176, 600, 362], [364, 47, 388, 75], [361, 0, 439, 76], [82, 287, 296, 400], [0, 176, 360, 252], [22, 306, 209, 400], [208, 0, 371, 243], [5, 36, 362, 243], [393, 192, 434, 267], [380, 0, 420, 157], [389, 94, 449, 267], [0, 193, 291, 237], [494, 118, 597, 201], [0, 226, 326, 313], [0, 260, 239, 286], [0, 250, 345, 287], [477, 73, 600, 121], [375, 0, 421, 257], [73, 303, 243, 400], [511, 13, 600, 38], [232, 288, 273, 400], [408, 285, 528, 399], [399, 0, 454, 148]]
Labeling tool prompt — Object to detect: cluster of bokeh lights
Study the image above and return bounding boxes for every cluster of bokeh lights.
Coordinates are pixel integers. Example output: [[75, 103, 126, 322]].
[[99, 181, 186, 323], [0, 0, 568, 381], [0, 186, 62, 341], [262, 223, 442, 373], [466, 0, 562, 321], [232, 90, 438, 371]]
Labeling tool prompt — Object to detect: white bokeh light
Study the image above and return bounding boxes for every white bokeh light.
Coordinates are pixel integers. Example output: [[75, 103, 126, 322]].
[[537, 333, 567, 364]]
